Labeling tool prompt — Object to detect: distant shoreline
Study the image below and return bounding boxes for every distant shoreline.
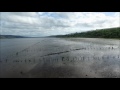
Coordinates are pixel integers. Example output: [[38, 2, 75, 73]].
[[51, 27, 120, 39]]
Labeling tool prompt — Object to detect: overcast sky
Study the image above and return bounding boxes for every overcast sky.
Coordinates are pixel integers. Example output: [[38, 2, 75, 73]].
[[0, 12, 119, 37]]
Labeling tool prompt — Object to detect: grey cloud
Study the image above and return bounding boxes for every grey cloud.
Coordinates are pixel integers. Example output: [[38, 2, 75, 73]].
[[1, 12, 119, 37], [75, 22, 94, 28], [1, 12, 38, 17], [39, 17, 70, 29], [1, 12, 40, 25]]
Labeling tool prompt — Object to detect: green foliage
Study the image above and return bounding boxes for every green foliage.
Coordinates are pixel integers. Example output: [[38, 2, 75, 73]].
[[54, 27, 120, 38]]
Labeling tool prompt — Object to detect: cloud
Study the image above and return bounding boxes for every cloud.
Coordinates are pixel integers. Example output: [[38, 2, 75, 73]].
[[0, 12, 119, 36], [1, 12, 40, 25]]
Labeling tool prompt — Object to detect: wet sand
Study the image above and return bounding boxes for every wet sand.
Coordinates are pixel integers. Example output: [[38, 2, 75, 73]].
[[0, 38, 120, 78]]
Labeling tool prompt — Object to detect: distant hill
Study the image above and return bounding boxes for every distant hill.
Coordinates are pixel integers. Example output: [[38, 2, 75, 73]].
[[52, 27, 120, 38], [0, 35, 26, 39]]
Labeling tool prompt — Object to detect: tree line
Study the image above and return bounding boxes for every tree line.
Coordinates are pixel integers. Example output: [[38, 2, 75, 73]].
[[53, 27, 120, 38]]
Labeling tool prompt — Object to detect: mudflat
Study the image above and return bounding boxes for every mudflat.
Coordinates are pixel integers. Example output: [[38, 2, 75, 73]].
[[0, 38, 120, 78]]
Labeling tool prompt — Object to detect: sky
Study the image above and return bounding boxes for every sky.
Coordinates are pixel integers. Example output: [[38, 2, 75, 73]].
[[0, 12, 120, 37]]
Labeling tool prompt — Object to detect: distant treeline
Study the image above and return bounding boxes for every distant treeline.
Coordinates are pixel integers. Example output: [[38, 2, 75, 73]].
[[0, 35, 25, 39], [52, 27, 120, 38]]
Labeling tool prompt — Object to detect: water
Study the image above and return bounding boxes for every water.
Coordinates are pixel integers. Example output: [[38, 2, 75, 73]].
[[0, 38, 120, 78]]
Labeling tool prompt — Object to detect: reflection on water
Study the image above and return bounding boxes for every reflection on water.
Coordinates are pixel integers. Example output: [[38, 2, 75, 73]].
[[0, 38, 120, 78]]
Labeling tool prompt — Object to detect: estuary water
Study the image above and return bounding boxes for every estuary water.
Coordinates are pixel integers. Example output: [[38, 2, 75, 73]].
[[0, 38, 120, 78]]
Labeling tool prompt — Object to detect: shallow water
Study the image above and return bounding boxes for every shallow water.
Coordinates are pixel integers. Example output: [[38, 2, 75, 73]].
[[0, 38, 120, 78]]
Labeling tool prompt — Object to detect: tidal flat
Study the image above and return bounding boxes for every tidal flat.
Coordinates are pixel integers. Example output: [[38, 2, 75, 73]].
[[0, 38, 120, 78]]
